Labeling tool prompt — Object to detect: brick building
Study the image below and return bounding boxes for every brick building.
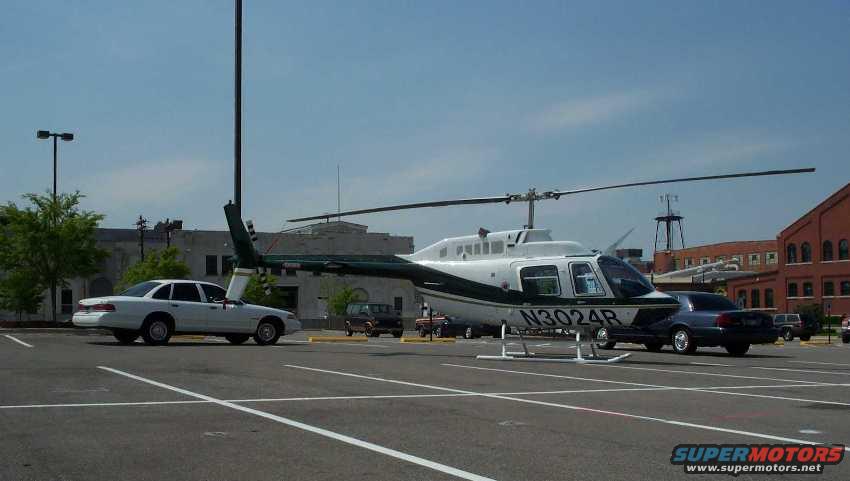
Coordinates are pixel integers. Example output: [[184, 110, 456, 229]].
[[653, 240, 778, 274], [726, 182, 850, 315]]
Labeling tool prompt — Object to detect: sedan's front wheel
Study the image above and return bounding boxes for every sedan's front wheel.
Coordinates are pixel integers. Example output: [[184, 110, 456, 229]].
[[671, 328, 696, 354], [113, 329, 139, 345], [782, 328, 794, 342], [141, 317, 172, 346], [464, 327, 474, 339], [594, 327, 616, 350], [254, 318, 282, 345]]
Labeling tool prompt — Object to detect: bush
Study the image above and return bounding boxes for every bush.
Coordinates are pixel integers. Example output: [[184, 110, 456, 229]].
[[116, 247, 190, 293]]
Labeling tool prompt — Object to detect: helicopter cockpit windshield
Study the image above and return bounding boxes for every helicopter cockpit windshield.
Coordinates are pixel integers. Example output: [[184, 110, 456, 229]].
[[597, 255, 654, 298]]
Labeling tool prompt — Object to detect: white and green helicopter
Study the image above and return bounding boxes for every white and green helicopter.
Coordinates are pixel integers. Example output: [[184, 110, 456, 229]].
[[223, 167, 813, 363]]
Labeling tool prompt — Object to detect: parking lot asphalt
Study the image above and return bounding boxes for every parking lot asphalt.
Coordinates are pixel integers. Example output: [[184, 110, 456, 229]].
[[1, 330, 849, 480]]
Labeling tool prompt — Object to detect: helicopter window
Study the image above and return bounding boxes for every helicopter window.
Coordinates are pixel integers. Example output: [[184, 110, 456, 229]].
[[439, 247, 447, 258], [474, 244, 481, 255], [597, 256, 654, 298], [483, 242, 490, 255], [520, 265, 561, 296], [456, 245, 463, 256], [464, 244, 473, 255], [491, 241, 504, 254], [570, 263, 605, 296]]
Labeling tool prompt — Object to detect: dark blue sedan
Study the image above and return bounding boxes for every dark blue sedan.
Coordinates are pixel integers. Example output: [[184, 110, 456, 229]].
[[595, 291, 778, 356]]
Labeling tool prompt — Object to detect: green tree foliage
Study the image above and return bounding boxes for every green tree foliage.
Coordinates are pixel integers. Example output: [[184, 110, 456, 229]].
[[0, 270, 44, 320], [241, 273, 287, 309], [328, 286, 358, 315], [0, 192, 107, 322], [115, 247, 190, 293]]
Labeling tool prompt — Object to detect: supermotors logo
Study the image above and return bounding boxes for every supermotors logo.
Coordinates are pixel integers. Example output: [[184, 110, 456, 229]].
[[670, 444, 845, 476]]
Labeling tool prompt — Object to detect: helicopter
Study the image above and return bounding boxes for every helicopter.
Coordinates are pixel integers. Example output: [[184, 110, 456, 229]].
[[222, 167, 814, 363]]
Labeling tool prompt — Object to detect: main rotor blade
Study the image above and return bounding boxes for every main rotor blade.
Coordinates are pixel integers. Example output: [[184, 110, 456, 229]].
[[287, 195, 512, 223], [552, 168, 815, 197]]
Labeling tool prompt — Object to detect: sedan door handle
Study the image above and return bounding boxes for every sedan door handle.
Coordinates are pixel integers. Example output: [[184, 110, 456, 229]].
[[171, 304, 179, 308]]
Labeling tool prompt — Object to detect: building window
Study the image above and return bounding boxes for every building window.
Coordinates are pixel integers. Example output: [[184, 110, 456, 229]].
[[824, 281, 835, 297], [823, 241, 833, 261], [684, 257, 693, 267], [765, 288, 774, 308], [802, 281, 813, 297], [751, 289, 760, 308], [788, 282, 798, 297], [700, 257, 710, 265], [766, 251, 777, 264], [715, 256, 726, 263], [731, 255, 742, 265], [61, 289, 73, 314], [221, 256, 233, 275], [748, 253, 760, 266], [801, 242, 812, 262], [394, 296, 403, 312], [270, 265, 282, 276], [839, 239, 849, 260], [786, 244, 797, 263], [205, 255, 218, 276], [841, 281, 850, 296], [286, 269, 297, 277], [736, 290, 747, 309]]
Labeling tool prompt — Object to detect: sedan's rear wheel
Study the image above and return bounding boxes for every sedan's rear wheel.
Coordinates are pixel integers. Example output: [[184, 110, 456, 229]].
[[434, 326, 443, 338], [725, 343, 750, 356], [345, 324, 353, 337], [594, 327, 616, 350], [671, 328, 696, 354], [254, 318, 282, 345], [113, 329, 139, 345], [141, 317, 172, 346], [644, 342, 663, 352], [464, 327, 474, 339], [225, 334, 250, 345]]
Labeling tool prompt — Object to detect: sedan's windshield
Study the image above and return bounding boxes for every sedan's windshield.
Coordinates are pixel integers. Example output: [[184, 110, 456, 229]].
[[119, 281, 162, 297], [688, 294, 738, 311], [597, 256, 654, 298]]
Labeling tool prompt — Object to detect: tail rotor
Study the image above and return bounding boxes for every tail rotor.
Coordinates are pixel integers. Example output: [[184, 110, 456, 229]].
[[246, 219, 272, 296]]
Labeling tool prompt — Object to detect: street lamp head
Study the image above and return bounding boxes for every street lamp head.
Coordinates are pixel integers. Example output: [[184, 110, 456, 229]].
[[37, 130, 50, 139], [60, 133, 74, 141]]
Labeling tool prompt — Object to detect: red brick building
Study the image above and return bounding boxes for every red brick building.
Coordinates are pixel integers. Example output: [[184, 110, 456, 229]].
[[726, 182, 850, 315], [653, 240, 778, 273]]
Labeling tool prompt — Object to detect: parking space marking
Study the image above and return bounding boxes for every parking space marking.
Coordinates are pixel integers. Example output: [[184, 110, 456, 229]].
[[98, 366, 495, 481], [3, 334, 33, 348], [443, 364, 850, 407], [753, 367, 850, 376], [285, 364, 849, 450], [790, 361, 850, 367], [587, 363, 829, 384], [0, 400, 205, 409], [689, 362, 734, 367]]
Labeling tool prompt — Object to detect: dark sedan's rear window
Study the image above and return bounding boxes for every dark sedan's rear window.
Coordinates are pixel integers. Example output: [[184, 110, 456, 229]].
[[688, 294, 738, 311]]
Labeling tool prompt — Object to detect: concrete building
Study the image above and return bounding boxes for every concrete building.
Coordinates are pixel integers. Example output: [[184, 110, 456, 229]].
[[727, 182, 850, 315], [11, 221, 418, 322], [654, 240, 779, 274]]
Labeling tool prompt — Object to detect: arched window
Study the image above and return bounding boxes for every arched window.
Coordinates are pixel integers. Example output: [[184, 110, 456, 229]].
[[801, 242, 812, 263], [786, 244, 797, 263], [751, 289, 760, 308], [823, 240, 833, 261], [839, 239, 849, 261], [802, 282, 813, 297], [788, 282, 798, 297], [764, 288, 774, 308]]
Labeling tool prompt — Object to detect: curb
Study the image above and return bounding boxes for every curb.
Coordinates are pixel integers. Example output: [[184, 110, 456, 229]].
[[309, 336, 368, 343], [0, 328, 110, 335], [400, 337, 456, 343]]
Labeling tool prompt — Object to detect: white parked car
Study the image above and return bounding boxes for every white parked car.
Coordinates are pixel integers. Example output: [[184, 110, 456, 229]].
[[72, 280, 301, 346]]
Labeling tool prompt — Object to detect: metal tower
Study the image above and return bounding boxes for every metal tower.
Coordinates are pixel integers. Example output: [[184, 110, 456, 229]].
[[653, 194, 685, 256]]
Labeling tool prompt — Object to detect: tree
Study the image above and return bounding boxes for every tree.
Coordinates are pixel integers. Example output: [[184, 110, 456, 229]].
[[0, 192, 107, 322], [328, 286, 358, 315], [0, 270, 44, 320], [115, 247, 191, 293], [241, 273, 288, 309]]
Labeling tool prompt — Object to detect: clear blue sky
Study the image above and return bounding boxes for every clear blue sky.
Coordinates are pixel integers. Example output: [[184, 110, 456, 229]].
[[2, 1, 848, 256]]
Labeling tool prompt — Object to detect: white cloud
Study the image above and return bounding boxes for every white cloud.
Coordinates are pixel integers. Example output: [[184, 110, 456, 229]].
[[641, 132, 795, 175], [529, 89, 664, 133]]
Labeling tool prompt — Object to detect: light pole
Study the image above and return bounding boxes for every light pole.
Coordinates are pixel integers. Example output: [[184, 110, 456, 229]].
[[36, 130, 74, 200]]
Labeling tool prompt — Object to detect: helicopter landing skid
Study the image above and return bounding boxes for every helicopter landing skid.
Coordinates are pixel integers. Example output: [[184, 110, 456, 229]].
[[475, 324, 631, 364]]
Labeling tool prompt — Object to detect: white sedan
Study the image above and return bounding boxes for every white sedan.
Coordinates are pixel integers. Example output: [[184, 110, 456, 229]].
[[73, 279, 301, 346]]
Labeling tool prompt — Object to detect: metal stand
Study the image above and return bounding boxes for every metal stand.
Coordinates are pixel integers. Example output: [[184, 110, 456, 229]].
[[476, 323, 631, 364]]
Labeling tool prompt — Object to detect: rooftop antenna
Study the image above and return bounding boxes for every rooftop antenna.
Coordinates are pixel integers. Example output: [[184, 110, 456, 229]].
[[653, 193, 685, 259]]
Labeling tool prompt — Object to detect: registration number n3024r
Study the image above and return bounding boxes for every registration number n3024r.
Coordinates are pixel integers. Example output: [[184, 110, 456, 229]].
[[518, 309, 623, 327]]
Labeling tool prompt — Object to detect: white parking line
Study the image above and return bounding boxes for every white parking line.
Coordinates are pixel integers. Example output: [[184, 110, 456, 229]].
[[285, 364, 848, 451], [98, 366, 494, 481], [587, 363, 829, 384], [789, 361, 850, 367], [442, 364, 850, 408], [689, 362, 734, 367], [3, 334, 33, 348], [753, 367, 850, 376]]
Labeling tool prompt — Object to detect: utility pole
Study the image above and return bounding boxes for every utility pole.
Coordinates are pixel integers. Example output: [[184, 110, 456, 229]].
[[135, 215, 148, 261], [233, 0, 243, 215]]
